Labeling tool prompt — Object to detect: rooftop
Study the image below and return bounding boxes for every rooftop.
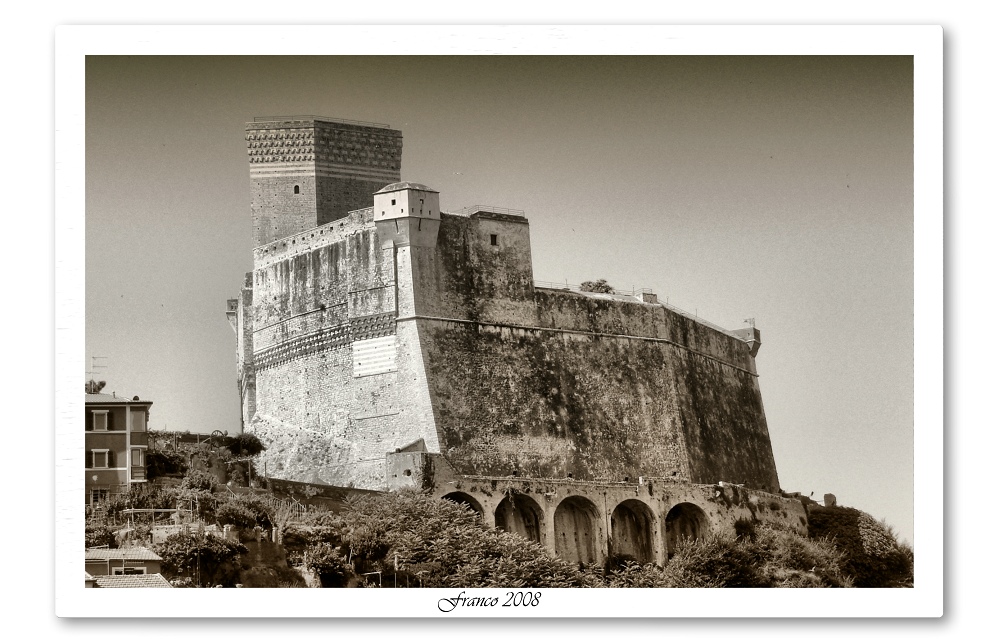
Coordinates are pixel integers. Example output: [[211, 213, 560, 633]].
[[376, 181, 438, 194], [85, 393, 152, 405], [85, 547, 162, 562], [249, 115, 394, 129], [92, 573, 174, 588]]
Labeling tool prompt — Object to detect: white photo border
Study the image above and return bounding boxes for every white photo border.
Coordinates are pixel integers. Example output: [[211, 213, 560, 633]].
[[55, 24, 942, 618]]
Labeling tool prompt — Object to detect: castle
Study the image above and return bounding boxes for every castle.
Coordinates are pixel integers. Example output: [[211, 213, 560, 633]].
[[228, 116, 806, 567]]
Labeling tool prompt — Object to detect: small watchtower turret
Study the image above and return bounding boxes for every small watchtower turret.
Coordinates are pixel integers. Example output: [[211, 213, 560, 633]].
[[374, 181, 441, 249]]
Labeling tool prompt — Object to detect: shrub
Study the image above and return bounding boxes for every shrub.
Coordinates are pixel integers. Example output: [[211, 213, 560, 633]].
[[807, 506, 913, 588], [85, 522, 118, 549], [216, 500, 258, 529], [579, 279, 614, 293], [749, 524, 852, 588], [227, 433, 266, 458], [304, 491, 587, 588], [662, 534, 769, 587], [146, 450, 188, 479], [240, 566, 309, 588], [180, 470, 218, 492], [306, 542, 351, 587]]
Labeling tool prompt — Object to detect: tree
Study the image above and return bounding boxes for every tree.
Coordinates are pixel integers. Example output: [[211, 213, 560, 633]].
[[305, 542, 351, 587], [302, 491, 587, 588], [154, 531, 248, 587], [85, 522, 118, 549], [579, 279, 614, 293], [180, 469, 218, 492], [227, 433, 266, 458], [146, 449, 187, 478]]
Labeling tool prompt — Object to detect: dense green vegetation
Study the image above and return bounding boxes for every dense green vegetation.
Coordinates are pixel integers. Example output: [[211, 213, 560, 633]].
[[88, 465, 912, 588]]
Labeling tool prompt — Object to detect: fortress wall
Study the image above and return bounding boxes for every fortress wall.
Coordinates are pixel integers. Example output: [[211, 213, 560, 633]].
[[408, 213, 780, 491], [250, 174, 319, 248], [253, 208, 374, 267], [672, 351, 780, 491], [316, 177, 394, 227], [534, 289, 756, 373], [409, 214, 537, 325], [246, 215, 439, 488], [419, 320, 688, 481], [419, 319, 779, 490], [250, 320, 439, 488]]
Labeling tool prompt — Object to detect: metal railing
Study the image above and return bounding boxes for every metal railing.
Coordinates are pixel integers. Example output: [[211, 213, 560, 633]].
[[532, 281, 742, 338], [251, 115, 392, 129], [533, 280, 652, 297], [457, 205, 526, 217]]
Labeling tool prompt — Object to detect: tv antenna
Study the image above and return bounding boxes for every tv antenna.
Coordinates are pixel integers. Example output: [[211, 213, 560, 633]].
[[86, 356, 109, 393], [87, 356, 108, 381]]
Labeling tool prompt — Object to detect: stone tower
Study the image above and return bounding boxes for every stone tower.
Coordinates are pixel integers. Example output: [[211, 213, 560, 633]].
[[246, 116, 403, 247]]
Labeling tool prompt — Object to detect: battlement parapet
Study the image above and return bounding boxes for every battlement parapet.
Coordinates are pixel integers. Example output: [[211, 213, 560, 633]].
[[253, 208, 375, 269]]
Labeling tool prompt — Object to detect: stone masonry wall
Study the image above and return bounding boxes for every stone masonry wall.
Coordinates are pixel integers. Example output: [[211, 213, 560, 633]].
[[411, 214, 780, 492], [247, 119, 402, 247], [238, 200, 780, 494], [245, 209, 438, 488]]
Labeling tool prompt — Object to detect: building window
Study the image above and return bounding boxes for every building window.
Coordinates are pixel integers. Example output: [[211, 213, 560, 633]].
[[112, 566, 146, 575], [293, 185, 300, 194], [490, 234, 498, 246], [131, 448, 144, 467], [92, 449, 109, 469], [391, 199, 396, 205], [91, 489, 108, 506], [92, 410, 108, 431], [130, 409, 146, 432]]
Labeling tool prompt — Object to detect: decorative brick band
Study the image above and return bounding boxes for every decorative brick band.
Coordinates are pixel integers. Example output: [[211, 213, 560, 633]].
[[254, 312, 397, 371], [349, 312, 397, 342]]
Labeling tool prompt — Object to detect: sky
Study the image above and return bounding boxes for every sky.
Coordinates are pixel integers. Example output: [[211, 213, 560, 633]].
[[85, 55, 914, 544]]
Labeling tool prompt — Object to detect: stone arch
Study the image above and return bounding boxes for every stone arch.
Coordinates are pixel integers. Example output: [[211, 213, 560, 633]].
[[663, 502, 710, 558], [495, 492, 544, 545], [442, 491, 483, 518], [609, 499, 656, 565], [553, 495, 600, 566]]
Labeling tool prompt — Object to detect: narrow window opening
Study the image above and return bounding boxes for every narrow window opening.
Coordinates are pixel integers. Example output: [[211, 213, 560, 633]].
[[490, 234, 498, 246], [391, 199, 396, 206], [293, 185, 300, 194], [92, 450, 109, 469], [92, 411, 108, 432]]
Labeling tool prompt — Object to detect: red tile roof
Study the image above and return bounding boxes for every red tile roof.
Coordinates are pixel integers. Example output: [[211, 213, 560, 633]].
[[92, 573, 174, 588], [85, 547, 162, 561]]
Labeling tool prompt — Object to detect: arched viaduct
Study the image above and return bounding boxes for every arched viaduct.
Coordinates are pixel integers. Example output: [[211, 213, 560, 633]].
[[432, 475, 808, 568]]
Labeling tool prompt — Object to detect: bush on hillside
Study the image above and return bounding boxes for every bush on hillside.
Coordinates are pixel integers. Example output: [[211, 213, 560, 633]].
[[146, 450, 188, 479], [807, 506, 913, 588], [226, 433, 266, 458], [180, 469, 218, 492], [579, 279, 615, 293], [305, 542, 351, 587], [154, 531, 248, 587], [303, 491, 586, 588], [215, 500, 259, 530], [85, 522, 118, 549]]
